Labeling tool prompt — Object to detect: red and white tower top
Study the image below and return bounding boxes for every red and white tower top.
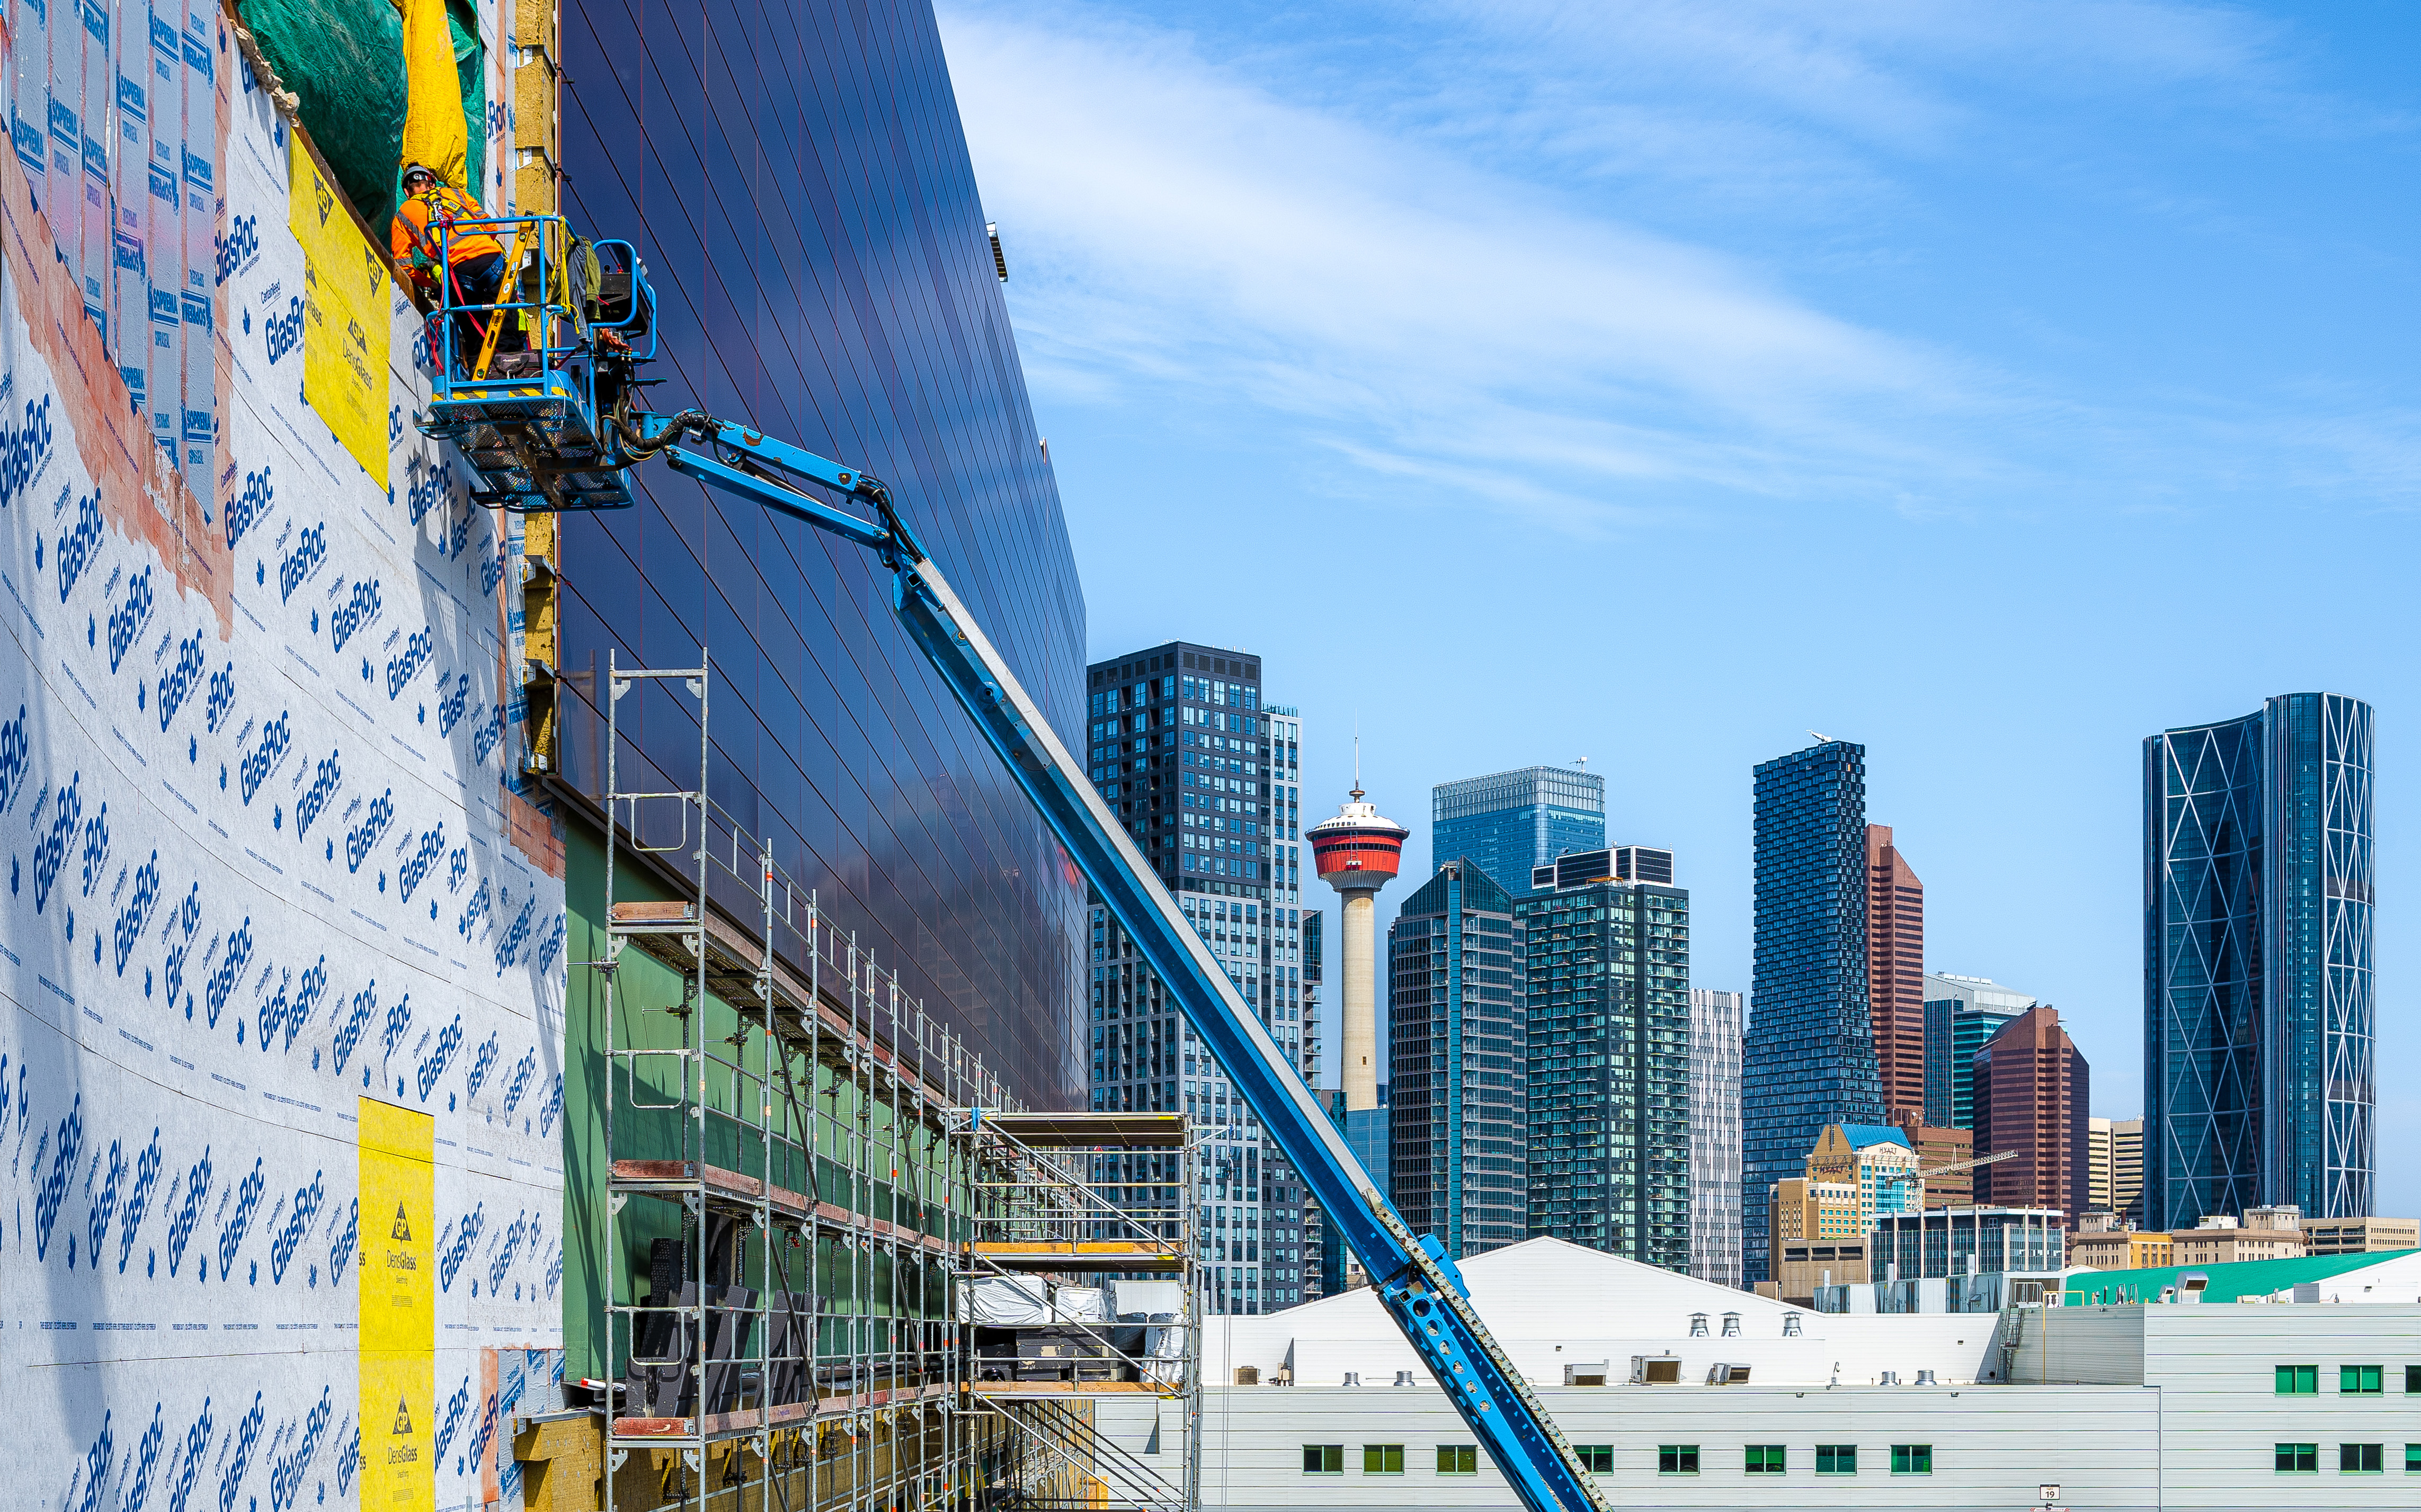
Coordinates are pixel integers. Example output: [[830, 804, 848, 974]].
[[1306, 786, 1410, 892]]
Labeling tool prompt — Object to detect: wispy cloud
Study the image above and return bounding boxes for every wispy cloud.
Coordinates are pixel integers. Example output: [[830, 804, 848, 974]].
[[942, 5, 2019, 527], [940, 1, 2420, 529]]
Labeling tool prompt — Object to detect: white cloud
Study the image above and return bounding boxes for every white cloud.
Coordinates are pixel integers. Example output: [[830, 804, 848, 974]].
[[940, 5, 2009, 528]]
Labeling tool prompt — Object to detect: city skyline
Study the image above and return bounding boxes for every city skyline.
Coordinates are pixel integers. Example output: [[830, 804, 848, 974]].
[[972, 0, 2421, 1219]]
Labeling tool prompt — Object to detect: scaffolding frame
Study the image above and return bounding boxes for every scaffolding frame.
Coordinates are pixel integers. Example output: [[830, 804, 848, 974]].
[[591, 651, 1019, 1511], [953, 1111, 1203, 1512]]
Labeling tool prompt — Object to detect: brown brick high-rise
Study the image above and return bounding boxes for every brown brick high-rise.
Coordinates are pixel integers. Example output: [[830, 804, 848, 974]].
[[1865, 826, 1926, 1126], [1974, 1004, 2092, 1216]]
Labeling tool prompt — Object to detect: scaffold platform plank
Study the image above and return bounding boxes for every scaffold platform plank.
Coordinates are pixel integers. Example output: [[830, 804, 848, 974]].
[[966, 1381, 1179, 1398], [975, 1111, 1188, 1147], [609, 1159, 952, 1252], [967, 1240, 1185, 1272]]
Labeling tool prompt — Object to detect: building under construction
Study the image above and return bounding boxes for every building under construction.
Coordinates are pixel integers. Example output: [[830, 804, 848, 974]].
[[0, 3, 1173, 1508]]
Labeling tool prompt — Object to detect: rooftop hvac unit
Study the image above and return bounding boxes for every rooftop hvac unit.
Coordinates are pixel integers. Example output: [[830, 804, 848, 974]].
[[1562, 1363, 1610, 1386], [1706, 1363, 1751, 1385], [1235, 1366, 1260, 1385], [1630, 1356, 1681, 1385]]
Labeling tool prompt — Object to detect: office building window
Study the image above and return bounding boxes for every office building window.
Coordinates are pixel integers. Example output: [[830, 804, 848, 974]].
[[1436, 1446, 1477, 1475], [1303, 1446, 1342, 1474], [1745, 1445, 1786, 1474], [2404, 1443, 2421, 1474], [1579, 1446, 1617, 1473], [1890, 1445, 1933, 1475], [2407, 1366, 2421, 1394], [2275, 1444, 2318, 1473], [1653, 1446, 1694, 1474], [1363, 1445, 1404, 1475], [1817, 1445, 1857, 1474], [2276, 1365, 2318, 1394], [2341, 1444, 2383, 1474], [2340, 1365, 2383, 1394]]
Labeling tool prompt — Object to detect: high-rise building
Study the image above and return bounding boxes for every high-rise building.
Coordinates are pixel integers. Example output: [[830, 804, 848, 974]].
[[1389, 860, 1529, 1259], [1744, 739, 1883, 1286], [2144, 693, 2375, 1229], [1973, 1005, 2091, 1218], [1921, 973, 2037, 1132], [1900, 1123, 1975, 1207], [1865, 826, 1926, 1126], [1515, 852, 1691, 1270], [1083, 645, 1318, 1312], [1687, 989, 1745, 1289], [1432, 765, 1606, 896], [1805, 1123, 1925, 1230], [2088, 1117, 2145, 1219]]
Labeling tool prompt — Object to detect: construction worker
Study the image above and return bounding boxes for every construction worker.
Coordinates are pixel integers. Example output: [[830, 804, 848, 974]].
[[390, 163, 513, 368]]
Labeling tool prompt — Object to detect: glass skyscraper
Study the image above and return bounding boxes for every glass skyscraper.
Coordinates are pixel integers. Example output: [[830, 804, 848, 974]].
[[1433, 765, 1606, 897], [1688, 988, 1745, 1289], [1083, 644, 1319, 1312], [1921, 973, 2037, 1131], [1516, 861, 1692, 1271], [2144, 693, 2375, 1229], [1744, 740, 1884, 1287], [1390, 860, 1529, 1259]]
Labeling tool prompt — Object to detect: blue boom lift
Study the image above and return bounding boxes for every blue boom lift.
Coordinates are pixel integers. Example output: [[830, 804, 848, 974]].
[[419, 214, 1612, 1512]]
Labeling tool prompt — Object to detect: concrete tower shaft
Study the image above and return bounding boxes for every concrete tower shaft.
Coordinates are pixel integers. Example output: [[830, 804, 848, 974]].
[[1307, 786, 1409, 1113]]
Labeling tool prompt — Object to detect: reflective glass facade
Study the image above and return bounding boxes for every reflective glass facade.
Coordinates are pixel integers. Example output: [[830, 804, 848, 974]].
[[2143, 693, 2374, 1228], [1744, 741, 1884, 1286], [1433, 765, 1606, 898], [554, 0, 1088, 1105], [1084, 645, 1316, 1312], [1920, 973, 2036, 1131], [1391, 861, 1529, 1259], [1516, 879, 1692, 1270]]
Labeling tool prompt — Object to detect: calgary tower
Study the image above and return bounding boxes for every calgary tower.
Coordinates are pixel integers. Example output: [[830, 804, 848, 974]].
[[1306, 774, 1410, 1123]]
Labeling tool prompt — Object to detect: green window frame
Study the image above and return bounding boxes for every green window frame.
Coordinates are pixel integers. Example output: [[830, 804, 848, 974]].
[[1816, 1445, 1857, 1474], [2276, 1365, 2318, 1394], [2405, 1443, 2421, 1474], [1890, 1444, 1933, 1475], [1363, 1444, 1404, 1475], [1745, 1444, 1786, 1474], [1436, 1445, 1477, 1475], [1654, 1445, 1696, 1474], [2340, 1444, 2382, 1474], [2407, 1366, 2421, 1394], [1302, 1445, 1343, 1475], [1577, 1446, 1616, 1474], [2340, 1365, 2383, 1394], [2276, 1443, 2318, 1473]]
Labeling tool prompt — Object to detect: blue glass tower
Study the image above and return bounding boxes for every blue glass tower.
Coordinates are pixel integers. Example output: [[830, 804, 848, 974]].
[[2144, 693, 2374, 1228], [1390, 860, 1528, 1259], [1432, 765, 1606, 897], [1743, 740, 1883, 1287]]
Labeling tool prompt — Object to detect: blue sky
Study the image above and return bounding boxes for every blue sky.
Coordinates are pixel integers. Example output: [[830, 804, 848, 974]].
[[938, 1, 2421, 1211]]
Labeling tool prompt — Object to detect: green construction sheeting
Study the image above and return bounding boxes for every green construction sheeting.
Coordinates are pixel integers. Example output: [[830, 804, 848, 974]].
[[2061, 1248, 2419, 1307], [239, 0, 408, 231], [240, 0, 487, 235]]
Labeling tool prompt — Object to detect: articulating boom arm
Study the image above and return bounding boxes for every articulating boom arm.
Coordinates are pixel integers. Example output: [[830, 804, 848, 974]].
[[627, 408, 1609, 1512]]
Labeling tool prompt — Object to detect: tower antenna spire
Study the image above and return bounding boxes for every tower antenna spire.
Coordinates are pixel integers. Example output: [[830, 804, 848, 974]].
[[1352, 715, 1363, 801]]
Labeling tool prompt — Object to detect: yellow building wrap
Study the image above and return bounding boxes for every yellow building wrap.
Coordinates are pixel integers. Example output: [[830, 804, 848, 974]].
[[400, 0, 470, 189], [360, 1098, 436, 1511], [289, 133, 396, 481]]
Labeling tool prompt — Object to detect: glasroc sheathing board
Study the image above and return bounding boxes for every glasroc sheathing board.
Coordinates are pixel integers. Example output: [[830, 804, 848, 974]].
[[0, 11, 564, 1510]]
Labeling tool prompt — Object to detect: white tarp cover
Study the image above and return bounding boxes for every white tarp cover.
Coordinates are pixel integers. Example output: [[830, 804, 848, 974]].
[[1053, 1284, 1111, 1322], [1111, 1279, 1183, 1319], [959, 1276, 1051, 1324]]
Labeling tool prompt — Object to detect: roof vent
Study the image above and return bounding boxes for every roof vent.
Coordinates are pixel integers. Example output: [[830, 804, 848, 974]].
[[1688, 1312, 1709, 1337], [1393, 1371, 1417, 1386], [1782, 1313, 1804, 1337], [1341, 1372, 1360, 1386], [1915, 1370, 1938, 1385], [1721, 1312, 1741, 1337], [1879, 1370, 1901, 1385]]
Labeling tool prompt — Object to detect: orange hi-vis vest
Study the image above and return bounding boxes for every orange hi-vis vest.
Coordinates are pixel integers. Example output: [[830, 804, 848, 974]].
[[389, 183, 505, 280]]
